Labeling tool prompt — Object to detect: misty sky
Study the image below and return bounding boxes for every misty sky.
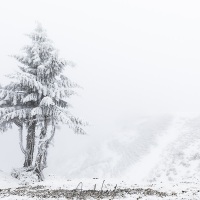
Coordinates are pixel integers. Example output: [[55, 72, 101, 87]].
[[0, 0, 200, 172]]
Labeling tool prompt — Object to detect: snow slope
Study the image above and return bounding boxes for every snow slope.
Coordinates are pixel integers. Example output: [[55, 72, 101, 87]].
[[147, 114, 200, 183], [1, 114, 200, 199], [46, 114, 177, 181], [1, 114, 200, 184], [45, 114, 200, 184]]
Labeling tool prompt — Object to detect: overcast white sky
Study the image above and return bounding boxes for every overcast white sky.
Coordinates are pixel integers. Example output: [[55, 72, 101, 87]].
[[1, 0, 200, 172]]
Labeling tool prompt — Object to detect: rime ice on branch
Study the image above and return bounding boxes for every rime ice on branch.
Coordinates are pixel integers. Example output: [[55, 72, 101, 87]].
[[0, 24, 86, 181]]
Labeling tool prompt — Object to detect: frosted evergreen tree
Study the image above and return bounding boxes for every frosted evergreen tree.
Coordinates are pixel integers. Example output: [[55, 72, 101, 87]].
[[0, 24, 86, 181]]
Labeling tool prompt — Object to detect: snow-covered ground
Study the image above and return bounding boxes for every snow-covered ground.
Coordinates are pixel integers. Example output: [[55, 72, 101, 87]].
[[0, 173, 200, 199], [0, 171, 19, 189]]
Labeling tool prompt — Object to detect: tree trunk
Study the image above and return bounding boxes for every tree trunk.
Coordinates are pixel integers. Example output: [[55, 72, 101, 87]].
[[23, 120, 36, 168], [33, 142, 47, 181], [33, 123, 55, 181]]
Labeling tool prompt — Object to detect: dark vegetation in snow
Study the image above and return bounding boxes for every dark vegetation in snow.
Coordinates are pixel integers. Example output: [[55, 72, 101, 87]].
[[0, 185, 173, 199]]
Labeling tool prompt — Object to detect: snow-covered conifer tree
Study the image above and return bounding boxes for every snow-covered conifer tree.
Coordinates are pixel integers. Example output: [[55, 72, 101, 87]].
[[0, 24, 86, 181]]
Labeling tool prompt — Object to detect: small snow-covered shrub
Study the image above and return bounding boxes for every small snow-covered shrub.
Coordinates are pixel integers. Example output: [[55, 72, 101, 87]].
[[11, 168, 38, 185]]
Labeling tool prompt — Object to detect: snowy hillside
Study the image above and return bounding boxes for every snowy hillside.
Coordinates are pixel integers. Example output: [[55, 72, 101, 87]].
[[41, 115, 169, 180], [45, 114, 200, 184], [45, 115, 173, 180], [147, 115, 200, 183], [1, 114, 200, 199], [1, 114, 200, 183]]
